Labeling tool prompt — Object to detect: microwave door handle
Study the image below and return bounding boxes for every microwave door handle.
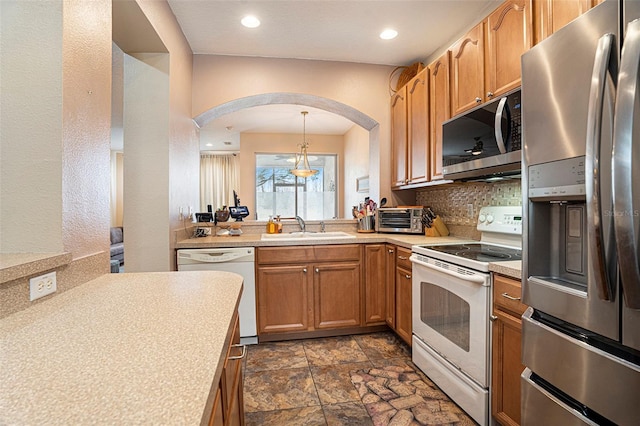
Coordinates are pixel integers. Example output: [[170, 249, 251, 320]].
[[494, 97, 508, 154], [613, 19, 640, 309], [586, 32, 615, 302]]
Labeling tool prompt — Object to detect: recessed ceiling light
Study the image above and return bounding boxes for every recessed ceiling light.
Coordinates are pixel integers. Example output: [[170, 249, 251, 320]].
[[205, 143, 213, 147], [241, 15, 260, 28], [380, 29, 398, 40]]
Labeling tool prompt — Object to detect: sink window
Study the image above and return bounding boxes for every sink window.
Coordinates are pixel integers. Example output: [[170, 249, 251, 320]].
[[256, 153, 337, 220]]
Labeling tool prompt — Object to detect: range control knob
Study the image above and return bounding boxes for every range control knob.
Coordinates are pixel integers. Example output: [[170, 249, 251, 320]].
[[486, 214, 494, 224], [479, 214, 487, 223]]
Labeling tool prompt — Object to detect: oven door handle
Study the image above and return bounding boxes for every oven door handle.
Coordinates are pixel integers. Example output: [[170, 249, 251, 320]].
[[410, 255, 486, 284]]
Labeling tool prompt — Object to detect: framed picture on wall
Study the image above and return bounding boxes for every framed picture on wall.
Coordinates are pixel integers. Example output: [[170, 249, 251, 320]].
[[356, 176, 369, 193]]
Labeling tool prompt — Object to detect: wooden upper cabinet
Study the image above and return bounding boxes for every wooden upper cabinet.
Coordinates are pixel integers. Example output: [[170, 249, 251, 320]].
[[407, 68, 429, 185], [486, 0, 533, 98], [391, 86, 408, 187], [428, 52, 450, 181], [450, 22, 485, 116], [534, 0, 594, 44]]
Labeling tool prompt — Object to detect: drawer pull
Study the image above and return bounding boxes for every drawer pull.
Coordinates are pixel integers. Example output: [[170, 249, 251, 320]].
[[398, 256, 408, 260], [490, 315, 498, 321], [315, 268, 319, 273], [228, 344, 247, 360], [405, 274, 411, 279], [388, 249, 394, 254], [501, 292, 521, 301], [303, 268, 307, 273]]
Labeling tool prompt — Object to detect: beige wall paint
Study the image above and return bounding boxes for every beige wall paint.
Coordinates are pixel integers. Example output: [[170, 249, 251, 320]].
[[1, 0, 111, 258], [192, 55, 394, 204], [135, 0, 198, 272], [343, 126, 370, 218], [62, 0, 112, 258], [1, 1, 64, 253], [239, 133, 345, 218]]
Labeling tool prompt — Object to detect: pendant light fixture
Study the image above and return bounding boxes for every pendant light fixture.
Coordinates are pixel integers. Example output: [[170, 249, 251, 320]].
[[290, 111, 318, 178]]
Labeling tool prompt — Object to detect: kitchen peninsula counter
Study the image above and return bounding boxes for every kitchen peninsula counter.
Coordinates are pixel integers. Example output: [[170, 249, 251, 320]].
[[0, 271, 243, 425]]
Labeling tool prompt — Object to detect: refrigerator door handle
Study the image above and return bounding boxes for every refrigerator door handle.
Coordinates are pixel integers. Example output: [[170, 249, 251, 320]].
[[494, 97, 509, 155], [613, 19, 640, 309], [586, 32, 615, 301]]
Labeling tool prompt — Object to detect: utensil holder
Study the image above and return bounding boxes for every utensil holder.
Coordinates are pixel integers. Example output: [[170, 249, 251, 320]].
[[358, 216, 375, 233]]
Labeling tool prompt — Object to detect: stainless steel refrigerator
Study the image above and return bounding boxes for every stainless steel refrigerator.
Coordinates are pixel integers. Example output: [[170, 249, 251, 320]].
[[521, 0, 640, 424]]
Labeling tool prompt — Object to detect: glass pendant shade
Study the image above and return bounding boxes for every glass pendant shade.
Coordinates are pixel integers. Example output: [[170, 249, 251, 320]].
[[291, 111, 318, 177]]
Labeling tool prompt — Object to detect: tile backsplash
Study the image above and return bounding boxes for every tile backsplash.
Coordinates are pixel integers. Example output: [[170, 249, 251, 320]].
[[416, 180, 522, 239]]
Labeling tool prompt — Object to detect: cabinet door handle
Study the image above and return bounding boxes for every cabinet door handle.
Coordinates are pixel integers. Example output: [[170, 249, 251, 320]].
[[490, 315, 498, 322], [228, 344, 247, 360], [303, 268, 307, 273], [405, 274, 411, 279], [315, 268, 319, 273], [388, 249, 394, 254], [487, 92, 494, 98], [398, 255, 408, 260], [501, 292, 521, 301], [475, 97, 482, 103]]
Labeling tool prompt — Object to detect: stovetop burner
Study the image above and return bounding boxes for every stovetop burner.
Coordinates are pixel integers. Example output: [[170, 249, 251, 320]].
[[418, 243, 522, 263]]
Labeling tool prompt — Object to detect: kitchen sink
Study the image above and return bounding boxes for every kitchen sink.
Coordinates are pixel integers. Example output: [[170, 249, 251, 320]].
[[261, 231, 356, 241]]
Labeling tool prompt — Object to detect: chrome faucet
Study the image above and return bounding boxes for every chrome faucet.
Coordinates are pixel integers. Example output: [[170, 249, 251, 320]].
[[295, 215, 306, 233]]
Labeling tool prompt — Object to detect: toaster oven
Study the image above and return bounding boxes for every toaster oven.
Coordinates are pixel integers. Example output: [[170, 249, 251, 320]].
[[376, 207, 424, 234]]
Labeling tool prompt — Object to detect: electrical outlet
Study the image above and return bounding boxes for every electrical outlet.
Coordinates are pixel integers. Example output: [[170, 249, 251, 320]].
[[467, 204, 474, 218], [29, 272, 57, 301]]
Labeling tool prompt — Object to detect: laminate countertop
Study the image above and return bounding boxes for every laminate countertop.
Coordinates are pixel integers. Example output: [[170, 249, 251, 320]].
[[0, 271, 243, 425], [176, 232, 522, 280]]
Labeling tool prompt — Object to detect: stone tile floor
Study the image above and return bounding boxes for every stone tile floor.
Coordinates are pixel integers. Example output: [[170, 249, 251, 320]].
[[243, 331, 476, 425]]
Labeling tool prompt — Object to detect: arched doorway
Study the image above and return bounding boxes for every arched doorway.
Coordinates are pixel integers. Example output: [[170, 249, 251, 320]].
[[193, 92, 381, 210]]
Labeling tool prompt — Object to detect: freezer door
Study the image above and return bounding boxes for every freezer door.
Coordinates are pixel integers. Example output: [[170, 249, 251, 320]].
[[522, 0, 620, 340], [522, 308, 640, 426]]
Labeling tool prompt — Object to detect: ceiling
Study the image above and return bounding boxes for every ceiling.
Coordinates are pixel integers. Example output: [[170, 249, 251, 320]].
[[165, 0, 502, 151]]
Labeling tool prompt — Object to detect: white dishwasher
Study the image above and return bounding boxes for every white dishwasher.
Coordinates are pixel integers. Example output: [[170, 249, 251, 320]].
[[177, 247, 257, 344]]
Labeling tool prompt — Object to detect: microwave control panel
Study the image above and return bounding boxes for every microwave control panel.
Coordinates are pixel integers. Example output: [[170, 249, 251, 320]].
[[528, 156, 586, 201]]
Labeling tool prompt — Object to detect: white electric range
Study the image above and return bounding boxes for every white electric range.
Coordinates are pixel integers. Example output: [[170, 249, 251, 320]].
[[410, 205, 522, 426]]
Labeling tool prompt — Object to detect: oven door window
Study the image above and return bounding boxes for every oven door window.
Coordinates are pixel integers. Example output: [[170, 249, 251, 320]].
[[420, 283, 470, 351]]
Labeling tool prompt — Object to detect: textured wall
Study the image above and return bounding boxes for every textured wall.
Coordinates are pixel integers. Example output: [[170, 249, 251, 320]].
[[62, 0, 112, 258], [416, 180, 522, 239], [0, 1, 64, 253]]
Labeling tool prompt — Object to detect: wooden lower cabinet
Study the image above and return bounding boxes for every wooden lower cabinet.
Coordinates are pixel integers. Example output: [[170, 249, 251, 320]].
[[395, 265, 413, 346], [364, 244, 387, 325], [257, 265, 310, 334], [491, 274, 528, 426], [256, 245, 364, 338], [314, 262, 361, 328], [393, 246, 413, 346], [210, 312, 245, 426], [385, 244, 396, 327]]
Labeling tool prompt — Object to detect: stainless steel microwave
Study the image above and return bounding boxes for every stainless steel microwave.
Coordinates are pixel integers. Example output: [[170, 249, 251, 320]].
[[376, 207, 423, 234], [442, 88, 522, 180]]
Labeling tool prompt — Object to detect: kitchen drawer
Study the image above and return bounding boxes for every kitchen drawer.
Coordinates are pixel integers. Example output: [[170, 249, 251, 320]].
[[257, 246, 314, 265], [396, 247, 412, 270], [314, 244, 361, 262], [257, 245, 360, 264], [493, 274, 527, 316]]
